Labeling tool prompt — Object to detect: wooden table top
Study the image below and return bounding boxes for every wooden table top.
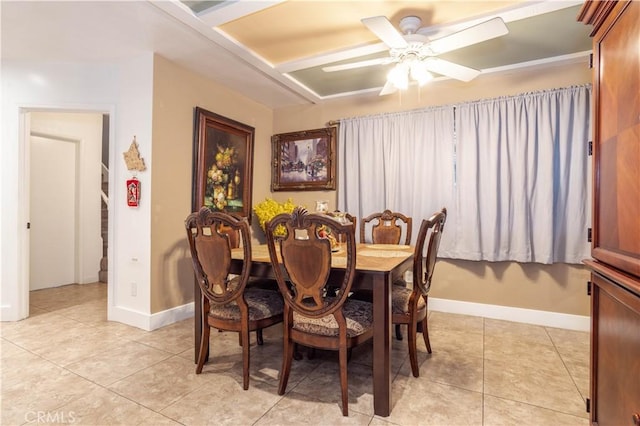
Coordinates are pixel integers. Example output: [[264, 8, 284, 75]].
[[232, 243, 413, 272]]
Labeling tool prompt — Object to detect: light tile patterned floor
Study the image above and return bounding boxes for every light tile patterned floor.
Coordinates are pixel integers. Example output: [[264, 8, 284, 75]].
[[1, 283, 590, 425]]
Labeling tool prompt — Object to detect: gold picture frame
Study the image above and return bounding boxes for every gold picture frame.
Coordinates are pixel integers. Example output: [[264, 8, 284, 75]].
[[271, 127, 336, 191]]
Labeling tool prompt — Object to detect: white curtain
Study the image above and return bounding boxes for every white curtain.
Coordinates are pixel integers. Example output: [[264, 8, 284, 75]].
[[337, 86, 590, 264], [337, 107, 456, 253], [454, 85, 591, 263]]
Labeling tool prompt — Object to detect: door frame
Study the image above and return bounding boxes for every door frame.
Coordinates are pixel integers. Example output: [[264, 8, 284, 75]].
[[18, 105, 115, 318]]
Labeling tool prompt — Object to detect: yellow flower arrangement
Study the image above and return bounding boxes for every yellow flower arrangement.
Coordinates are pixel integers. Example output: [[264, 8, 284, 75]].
[[253, 197, 297, 236]]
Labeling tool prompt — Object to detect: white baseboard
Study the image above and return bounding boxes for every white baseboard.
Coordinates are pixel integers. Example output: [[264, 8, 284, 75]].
[[107, 298, 588, 332], [150, 302, 194, 330], [109, 298, 588, 333], [80, 276, 100, 285], [108, 302, 195, 331], [429, 297, 590, 332], [0, 304, 23, 321], [108, 305, 153, 331]]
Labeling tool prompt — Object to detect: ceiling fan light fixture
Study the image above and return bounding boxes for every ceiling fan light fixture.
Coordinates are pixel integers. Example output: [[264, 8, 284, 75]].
[[387, 63, 409, 90], [387, 59, 433, 90], [410, 61, 433, 86], [355, 14, 511, 95]]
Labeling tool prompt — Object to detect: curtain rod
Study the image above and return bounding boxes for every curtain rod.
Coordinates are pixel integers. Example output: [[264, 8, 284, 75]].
[[326, 120, 340, 127]]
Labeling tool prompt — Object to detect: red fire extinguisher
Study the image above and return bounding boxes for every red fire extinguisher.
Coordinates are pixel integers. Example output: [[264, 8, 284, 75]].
[[126, 177, 140, 207]]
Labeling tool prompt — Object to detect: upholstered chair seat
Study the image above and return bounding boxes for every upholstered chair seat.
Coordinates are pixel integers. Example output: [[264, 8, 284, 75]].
[[292, 298, 373, 337], [391, 286, 426, 315], [209, 288, 284, 321]]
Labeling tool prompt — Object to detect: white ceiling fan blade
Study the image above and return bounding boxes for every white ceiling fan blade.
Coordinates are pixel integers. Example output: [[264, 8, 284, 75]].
[[427, 17, 508, 55], [379, 80, 397, 96], [423, 58, 480, 82], [322, 57, 389, 72], [361, 16, 407, 49]]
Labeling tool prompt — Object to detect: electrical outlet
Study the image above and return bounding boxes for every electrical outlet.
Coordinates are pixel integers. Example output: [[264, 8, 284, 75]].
[[131, 282, 137, 297]]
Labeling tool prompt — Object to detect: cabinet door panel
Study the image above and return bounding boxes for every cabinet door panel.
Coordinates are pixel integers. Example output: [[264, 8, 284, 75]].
[[591, 272, 640, 426], [591, 1, 640, 277]]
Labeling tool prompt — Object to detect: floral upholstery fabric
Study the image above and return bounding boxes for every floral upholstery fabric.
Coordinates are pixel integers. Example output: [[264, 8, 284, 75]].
[[393, 277, 408, 287], [392, 286, 426, 314], [292, 299, 373, 337], [209, 288, 284, 321]]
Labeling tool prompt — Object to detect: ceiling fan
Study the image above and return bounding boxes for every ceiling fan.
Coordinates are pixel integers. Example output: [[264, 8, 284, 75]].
[[323, 15, 509, 95]]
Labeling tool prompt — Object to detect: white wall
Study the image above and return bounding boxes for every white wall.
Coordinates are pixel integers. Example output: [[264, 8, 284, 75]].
[[1, 57, 154, 326], [109, 56, 154, 328]]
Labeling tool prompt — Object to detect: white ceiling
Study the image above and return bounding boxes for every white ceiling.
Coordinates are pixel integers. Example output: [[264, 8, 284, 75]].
[[1, 1, 592, 109]]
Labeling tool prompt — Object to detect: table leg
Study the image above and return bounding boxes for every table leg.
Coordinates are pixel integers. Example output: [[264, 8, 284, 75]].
[[372, 273, 392, 417]]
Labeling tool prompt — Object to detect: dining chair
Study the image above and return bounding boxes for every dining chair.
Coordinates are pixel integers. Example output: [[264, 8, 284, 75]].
[[218, 216, 280, 345], [392, 207, 447, 377], [360, 209, 412, 245], [327, 210, 357, 232], [265, 206, 373, 416], [357, 209, 412, 340], [185, 207, 284, 389]]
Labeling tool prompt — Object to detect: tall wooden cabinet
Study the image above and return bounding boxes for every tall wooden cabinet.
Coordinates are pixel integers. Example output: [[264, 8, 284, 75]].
[[578, 1, 640, 425]]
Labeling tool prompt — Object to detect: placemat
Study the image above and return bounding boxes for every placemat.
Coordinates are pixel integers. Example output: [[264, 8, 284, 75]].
[[359, 249, 413, 258], [365, 244, 411, 250]]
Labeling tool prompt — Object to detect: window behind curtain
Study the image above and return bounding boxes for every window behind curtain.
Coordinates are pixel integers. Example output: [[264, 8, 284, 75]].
[[337, 106, 456, 255], [454, 86, 591, 263], [338, 85, 591, 264]]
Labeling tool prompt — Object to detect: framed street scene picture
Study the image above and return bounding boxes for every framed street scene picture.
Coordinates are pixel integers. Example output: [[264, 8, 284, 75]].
[[271, 127, 336, 191]]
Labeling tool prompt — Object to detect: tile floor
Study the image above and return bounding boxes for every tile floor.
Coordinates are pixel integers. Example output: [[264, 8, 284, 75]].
[[1, 282, 590, 425]]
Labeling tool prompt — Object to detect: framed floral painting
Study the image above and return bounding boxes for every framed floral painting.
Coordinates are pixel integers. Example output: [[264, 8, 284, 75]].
[[192, 107, 254, 220], [271, 127, 336, 191]]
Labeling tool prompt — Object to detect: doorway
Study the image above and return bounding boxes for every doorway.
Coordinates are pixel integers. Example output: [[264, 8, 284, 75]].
[[26, 111, 108, 296]]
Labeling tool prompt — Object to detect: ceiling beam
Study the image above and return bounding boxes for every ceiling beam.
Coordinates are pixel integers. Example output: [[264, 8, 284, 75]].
[[195, 1, 285, 27]]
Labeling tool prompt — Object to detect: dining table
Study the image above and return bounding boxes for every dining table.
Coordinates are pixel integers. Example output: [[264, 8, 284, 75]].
[[193, 242, 414, 417]]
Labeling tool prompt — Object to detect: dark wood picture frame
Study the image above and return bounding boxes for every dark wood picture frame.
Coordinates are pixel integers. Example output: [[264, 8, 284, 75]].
[[192, 107, 254, 220], [271, 127, 336, 191]]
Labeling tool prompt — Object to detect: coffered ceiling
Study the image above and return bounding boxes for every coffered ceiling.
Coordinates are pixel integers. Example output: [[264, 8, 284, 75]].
[[1, 1, 592, 109]]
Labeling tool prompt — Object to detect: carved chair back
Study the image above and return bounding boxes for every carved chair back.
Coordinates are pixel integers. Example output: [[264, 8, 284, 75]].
[[413, 208, 447, 296], [265, 207, 357, 318], [185, 207, 251, 306], [360, 209, 412, 245]]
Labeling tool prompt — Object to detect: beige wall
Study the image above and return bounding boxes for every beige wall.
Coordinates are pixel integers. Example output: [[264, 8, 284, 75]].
[[149, 54, 592, 316], [272, 60, 592, 316], [150, 55, 274, 313]]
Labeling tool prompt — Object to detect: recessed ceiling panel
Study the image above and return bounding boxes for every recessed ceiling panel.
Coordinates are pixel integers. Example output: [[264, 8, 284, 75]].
[[284, 5, 591, 97], [439, 6, 592, 70], [219, 1, 519, 64]]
